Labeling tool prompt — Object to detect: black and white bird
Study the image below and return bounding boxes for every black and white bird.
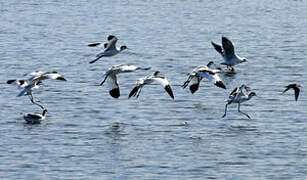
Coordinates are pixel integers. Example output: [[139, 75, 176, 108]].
[[211, 36, 247, 71], [282, 83, 301, 101], [100, 64, 151, 98], [24, 99, 47, 124], [7, 71, 66, 100], [89, 35, 128, 64], [222, 84, 256, 119], [129, 71, 174, 99], [182, 61, 226, 94]]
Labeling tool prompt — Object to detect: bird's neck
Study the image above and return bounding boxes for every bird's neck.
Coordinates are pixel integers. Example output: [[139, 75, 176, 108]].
[[42, 110, 47, 116]]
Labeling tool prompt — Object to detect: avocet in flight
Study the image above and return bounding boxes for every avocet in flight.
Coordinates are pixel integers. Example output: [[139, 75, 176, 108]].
[[7, 71, 66, 100], [129, 71, 174, 100], [100, 64, 151, 98], [182, 61, 226, 94], [89, 35, 128, 64]]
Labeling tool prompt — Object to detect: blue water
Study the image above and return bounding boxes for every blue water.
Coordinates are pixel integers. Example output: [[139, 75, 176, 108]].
[[1, 0, 307, 179]]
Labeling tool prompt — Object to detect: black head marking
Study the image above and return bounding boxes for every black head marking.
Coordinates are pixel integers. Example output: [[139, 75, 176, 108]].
[[207, 61, 214, 67], [108, 35, 116, 41], [120, 45, 127, 51], [153, 71, 160, 76], [56, 77, 67, 81], [19, 80, 25, 85]]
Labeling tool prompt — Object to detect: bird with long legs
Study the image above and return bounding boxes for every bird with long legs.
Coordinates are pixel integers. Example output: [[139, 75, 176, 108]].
[[7, 71, 66, 101], [129, 71, 174, 99], [89, 35, 128, 64], [222, 84, 256, 119], [211, 36, 247, 72], [100, 64, 151, 98], [182, 61, 226, 94]]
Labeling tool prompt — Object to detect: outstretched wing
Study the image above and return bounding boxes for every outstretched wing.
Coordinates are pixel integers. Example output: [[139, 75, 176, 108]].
[[197, 71, 226, 89], [293, 87, 300, 101], [105, 36, 118, 51], [152, 77, 174, 99], [105, 74, 120, 98], [211, 42, 224, 56], [222, 36, 235, 59]]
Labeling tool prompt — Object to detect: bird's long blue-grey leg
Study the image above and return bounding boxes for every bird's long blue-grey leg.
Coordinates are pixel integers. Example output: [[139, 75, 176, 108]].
[[136, 86, 143, 98], [100, 74, 109, 86], [238, 103, 251, 119], [222, 103, 228, 118], [182, 76, 192, 88]]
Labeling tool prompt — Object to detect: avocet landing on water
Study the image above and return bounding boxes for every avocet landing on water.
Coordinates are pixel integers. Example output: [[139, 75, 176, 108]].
[[211, 36, 247, 72], [89, 35, 128, 64], [182, 61, 226, 94], [222, 84, 256, 119], [24, 99, 47, 124], [7, 71, 66, 100], [129, 71, 174, 100], [282, 83, 302, 101], [100, 64, 151, 98]]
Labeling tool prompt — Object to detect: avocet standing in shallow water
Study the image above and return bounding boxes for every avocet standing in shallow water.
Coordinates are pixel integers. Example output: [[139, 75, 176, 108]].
[[222, 84, 256, 119], [129, 71, 174, 99], [89, 35, 128, 64], [100, 64, 151, 98], [182, 61, 226, 94], [211, 36, 247, 72]]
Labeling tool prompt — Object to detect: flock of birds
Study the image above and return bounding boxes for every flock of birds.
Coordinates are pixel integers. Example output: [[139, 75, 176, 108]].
[[6, 35, 302, 123]]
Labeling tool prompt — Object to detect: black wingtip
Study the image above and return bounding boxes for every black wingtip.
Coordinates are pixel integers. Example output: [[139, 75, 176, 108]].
[[109, 88, 120, 98], [56, 77, 67, 81], [7, 79, 16, 84], [128, 86, 139, 99], [215, 81, 226, 89], [165, 85, 174, 99], [88, 43, 101, 47], [189, 83, 199, 94]]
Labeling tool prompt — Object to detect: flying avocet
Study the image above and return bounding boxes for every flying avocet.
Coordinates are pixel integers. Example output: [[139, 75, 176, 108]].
[[100, 64, 151, 98], [89, 35, 128, 64], [182, 61, 226, 94], [129, 71, 174, 99]]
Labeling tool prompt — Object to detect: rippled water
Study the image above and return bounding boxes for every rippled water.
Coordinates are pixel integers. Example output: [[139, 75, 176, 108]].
[[1, 0, 307, 179]]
